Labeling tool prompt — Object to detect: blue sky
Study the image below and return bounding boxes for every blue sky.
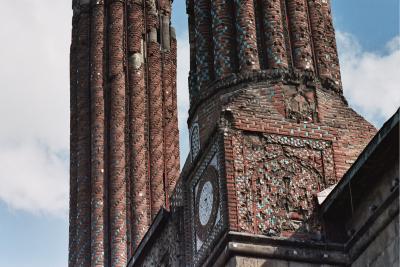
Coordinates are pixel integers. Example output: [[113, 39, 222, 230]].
[[0, 1, 398, 267]]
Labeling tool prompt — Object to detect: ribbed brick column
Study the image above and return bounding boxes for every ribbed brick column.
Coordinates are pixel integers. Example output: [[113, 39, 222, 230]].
[[69, 9, 79, 267], [234, 0, 260, 72], [194, 0, 214, 89], [211, 0, 237, 79], [321, 0, 341, 88], [261, 0, 289, 69], [127, 0, 150, 248], [307, 0, 331, 79], [75, 6, 92, 266], [108, 1, 127, 266], [286, 0, 314, 71], [89, 1, 106, 266], [169, 31, 180, 195], [147, 27, 165, 218], [162, 25, 180, 197]]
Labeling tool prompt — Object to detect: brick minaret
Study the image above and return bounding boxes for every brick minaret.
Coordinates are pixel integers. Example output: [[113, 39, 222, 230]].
[[184, 0, 377, 265], [69, 0, 179, 266]]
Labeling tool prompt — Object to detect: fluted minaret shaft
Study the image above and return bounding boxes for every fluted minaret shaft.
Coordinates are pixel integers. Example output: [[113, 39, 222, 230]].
[[187, 0, 343, 102], [69, 0, 179, 266]]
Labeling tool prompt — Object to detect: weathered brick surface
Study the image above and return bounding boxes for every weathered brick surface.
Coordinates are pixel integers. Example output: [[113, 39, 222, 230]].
[[108, 2, 128, 266], [286, 0, 315, 71], [68, 0, 180, 266], [89, 2, 106, 266], [211, 0, 237, 79], [127, 0, 150, 249], [184, 0, 376, 264], [75, 7, 91, 267], [235, 0, 260, 71], [261, 0, 289, 69], [69, 9, 78, 267], [187, 0, 343, 107]]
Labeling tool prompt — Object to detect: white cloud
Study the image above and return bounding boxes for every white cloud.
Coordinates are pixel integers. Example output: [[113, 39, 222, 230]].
[[337, 32, 400, 126], [0, 1, 71, 217]]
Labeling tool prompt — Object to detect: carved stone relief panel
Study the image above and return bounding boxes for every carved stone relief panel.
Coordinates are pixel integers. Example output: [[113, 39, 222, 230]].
[[233, 132, 336, 239], [283, 85, 318, 123]]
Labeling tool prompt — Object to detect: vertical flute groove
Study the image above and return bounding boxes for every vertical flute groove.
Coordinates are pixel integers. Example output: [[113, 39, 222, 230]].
[[211, 0, 237, 78], [234, 0, 260, 72], [285, 0, 314, 71], [321, 0, 342, 89], [194, 0, 214, 90], [90, 1, 106, 266], [169, 30, 180, 195], [146, 2, 165, 218], [127, 0, 151, 248], [108, 1, 128, 266], [261, 0, 289, 69], [69, 9, 79, 267], [75, 5, 92, 266]]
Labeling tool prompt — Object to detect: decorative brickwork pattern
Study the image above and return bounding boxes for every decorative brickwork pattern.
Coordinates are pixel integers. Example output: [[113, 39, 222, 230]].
[[234, 0, 260, 71], [286, 0, 315, 71], [75, 7, 91, 266], [307, 0, 332, 79], [194, 0, 214, 90], [211, 0, 237, 79], [232, 132, 336, 238], [69, 9, 78, 266], [68, 0, 180, 266], [186, 0, 343, 106], [89, 1, 107, 266], [108, 2, 128, 266], [261, 0, 289, 69], [127, 0, 150, 249]]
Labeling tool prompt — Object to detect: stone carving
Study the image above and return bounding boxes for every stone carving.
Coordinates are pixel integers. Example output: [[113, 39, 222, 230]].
[[284, 85, 317, 123], [233, 132, 336, 239]]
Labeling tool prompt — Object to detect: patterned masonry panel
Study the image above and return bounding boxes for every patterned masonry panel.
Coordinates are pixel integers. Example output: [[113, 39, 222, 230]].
[[188, 139, 227, 266], [232, 132, 336, 239]]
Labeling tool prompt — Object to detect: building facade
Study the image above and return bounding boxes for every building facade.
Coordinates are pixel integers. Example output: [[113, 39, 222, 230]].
[[69, 0, 179, 266], [69, 0, 399, 266]]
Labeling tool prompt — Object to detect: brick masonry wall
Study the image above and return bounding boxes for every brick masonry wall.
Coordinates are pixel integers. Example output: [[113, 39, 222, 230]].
[[222, 80, 376, 237], [184, 73, 376, 245]]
